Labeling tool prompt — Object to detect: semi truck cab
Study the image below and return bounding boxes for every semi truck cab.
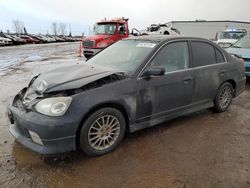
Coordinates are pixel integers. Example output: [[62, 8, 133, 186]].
[[83, 18, 129, 58]]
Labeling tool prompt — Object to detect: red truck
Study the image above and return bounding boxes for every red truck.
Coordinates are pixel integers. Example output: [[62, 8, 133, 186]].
[[82, 17, 129, 58]]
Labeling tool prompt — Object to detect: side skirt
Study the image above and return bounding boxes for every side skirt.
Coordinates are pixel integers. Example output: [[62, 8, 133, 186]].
[[129, 102, 213, 133]]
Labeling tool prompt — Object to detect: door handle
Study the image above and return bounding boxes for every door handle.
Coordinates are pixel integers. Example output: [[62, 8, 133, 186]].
[[183, 76, 192, 84], [219, 69, 226, 76]]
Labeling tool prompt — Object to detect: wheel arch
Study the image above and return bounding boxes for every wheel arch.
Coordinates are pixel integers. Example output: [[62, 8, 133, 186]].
[[214, 79, 236, 101], [223, 79, 236, 97], [75, 102, 130, 149]]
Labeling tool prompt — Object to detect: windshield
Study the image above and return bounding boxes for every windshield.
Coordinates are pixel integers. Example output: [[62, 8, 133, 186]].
[[94, 23, 117, 35], [87, 40, 157, 73], [218, 31, 246, 40], [148, 26, 159, 32], [232, 37, 250, 48]]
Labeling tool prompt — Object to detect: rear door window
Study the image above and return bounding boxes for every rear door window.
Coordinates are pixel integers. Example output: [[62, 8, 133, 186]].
[[191, 42, 216, 67], [215, 48, 225, 63]]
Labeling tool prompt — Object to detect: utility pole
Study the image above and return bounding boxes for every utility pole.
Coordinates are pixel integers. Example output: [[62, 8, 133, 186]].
[[69, 24, 72, 36]]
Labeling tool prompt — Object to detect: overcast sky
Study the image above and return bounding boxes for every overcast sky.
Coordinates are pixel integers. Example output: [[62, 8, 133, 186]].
[[0, 0, 249, 35]]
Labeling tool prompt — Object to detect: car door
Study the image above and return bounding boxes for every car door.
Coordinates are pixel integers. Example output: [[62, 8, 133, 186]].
[[136, 41, 195, 123], [190, 41, 228, 104]]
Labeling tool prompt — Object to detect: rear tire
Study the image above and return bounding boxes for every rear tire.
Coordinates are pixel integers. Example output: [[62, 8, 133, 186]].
[[79, 108, 126, 156], [213, 82, 233, 113]]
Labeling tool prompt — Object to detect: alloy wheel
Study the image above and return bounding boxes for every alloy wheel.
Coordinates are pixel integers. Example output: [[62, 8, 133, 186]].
[[88, 115, 121, 150], [218, 86, 232, 109]]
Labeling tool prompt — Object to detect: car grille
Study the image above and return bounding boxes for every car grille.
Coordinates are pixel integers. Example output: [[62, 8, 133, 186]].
[[83, 40, 95, 48]]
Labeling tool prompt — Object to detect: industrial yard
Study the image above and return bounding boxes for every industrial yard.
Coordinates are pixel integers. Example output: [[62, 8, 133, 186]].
[[0, 42, 250, 188]]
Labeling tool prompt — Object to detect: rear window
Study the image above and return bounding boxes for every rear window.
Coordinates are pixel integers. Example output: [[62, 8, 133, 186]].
[[191, 42, 216, 67], [215, 49, 225, 63]]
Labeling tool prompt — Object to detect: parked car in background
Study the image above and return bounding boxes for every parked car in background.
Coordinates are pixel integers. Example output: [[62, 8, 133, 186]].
[[46, 35, 57, 42], [53, 36, 65, 42], [226, 36, 250, 77], [31, 35, 48, 43], [8, 36, 246, 156], [0, 37, 5, 45], [20, 35, 41, 44], [141, 24, 181, 36], [7, 34, 26, 45], [0, 36, 12, 46], [215, 29, 247, 48], [0, 32, 24, 45]]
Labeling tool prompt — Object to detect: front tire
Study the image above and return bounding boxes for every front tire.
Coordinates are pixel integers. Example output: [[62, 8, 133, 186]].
[[79, 108, 126, 156], [213, 82, 233, 113]]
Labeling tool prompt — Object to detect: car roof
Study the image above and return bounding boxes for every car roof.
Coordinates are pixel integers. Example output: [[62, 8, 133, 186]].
[[126, 35, 211, 43]]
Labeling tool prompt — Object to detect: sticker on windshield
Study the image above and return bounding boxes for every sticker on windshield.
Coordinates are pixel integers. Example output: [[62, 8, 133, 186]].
[[136, 43, 156, 48]]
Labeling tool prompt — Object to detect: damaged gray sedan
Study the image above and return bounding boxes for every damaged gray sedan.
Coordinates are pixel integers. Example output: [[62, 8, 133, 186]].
[[8, 36, 246, 156]]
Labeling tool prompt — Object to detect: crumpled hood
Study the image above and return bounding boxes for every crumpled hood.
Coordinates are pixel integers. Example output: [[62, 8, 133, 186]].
[[32, 63, 121, 93], [226, 47, 250, 59]]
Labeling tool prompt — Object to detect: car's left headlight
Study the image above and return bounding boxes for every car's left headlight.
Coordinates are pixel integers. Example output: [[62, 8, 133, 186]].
[[35, 97, 72, 116]]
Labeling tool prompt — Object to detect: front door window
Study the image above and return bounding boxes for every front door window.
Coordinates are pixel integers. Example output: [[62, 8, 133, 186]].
[[150, 42, 189, 72]]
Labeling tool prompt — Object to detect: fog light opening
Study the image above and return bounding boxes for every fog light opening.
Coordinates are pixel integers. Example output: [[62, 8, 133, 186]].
[[28, 130, 43, 145]]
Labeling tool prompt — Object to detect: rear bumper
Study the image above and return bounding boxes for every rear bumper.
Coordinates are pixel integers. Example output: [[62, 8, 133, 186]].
[[8, 105, 76, 155], [235, 77, 246, 97]]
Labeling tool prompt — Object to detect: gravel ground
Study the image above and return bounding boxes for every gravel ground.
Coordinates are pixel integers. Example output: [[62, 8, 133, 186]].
[[0, 43, 249, 188]]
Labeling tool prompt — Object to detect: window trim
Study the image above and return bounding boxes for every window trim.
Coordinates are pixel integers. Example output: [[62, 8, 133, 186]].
[[189, 40, 227, 68]]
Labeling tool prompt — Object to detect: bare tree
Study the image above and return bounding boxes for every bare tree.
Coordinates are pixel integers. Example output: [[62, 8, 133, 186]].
[[59, 23, 67, 36], [51, 22, 58, 35], [12, 19, 25, 34]]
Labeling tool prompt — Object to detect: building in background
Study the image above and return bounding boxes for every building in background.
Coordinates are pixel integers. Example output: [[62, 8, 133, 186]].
[[167, 20, 250, 40]]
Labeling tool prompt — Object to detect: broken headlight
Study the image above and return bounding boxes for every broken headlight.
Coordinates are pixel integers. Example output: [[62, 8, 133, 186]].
[[36, 80, 48, 93], [35, 97, 72, 116]]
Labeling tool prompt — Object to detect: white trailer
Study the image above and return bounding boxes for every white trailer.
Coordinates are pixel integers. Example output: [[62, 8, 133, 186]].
[[167, 20, 250, 40]]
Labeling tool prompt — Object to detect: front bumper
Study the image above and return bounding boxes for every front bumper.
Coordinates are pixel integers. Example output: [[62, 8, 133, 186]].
[[245, 62, 250, 77], [235, 77, 246, 97], [8, 105, 76, 155], [83, 48, 101, 57]]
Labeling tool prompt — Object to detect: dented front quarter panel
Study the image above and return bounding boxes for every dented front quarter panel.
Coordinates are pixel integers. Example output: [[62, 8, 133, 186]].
[[68, 78, 137, 128]]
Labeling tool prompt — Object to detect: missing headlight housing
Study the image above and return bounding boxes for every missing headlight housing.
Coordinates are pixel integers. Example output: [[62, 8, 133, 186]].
[[36, 80, 48, 93]]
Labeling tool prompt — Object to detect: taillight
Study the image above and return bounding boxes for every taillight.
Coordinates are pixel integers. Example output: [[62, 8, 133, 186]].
[[239, 58, 244, 63]]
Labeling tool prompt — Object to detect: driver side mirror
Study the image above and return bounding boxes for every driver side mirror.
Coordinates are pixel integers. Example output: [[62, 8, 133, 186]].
[[142, 66, 165, 78]]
